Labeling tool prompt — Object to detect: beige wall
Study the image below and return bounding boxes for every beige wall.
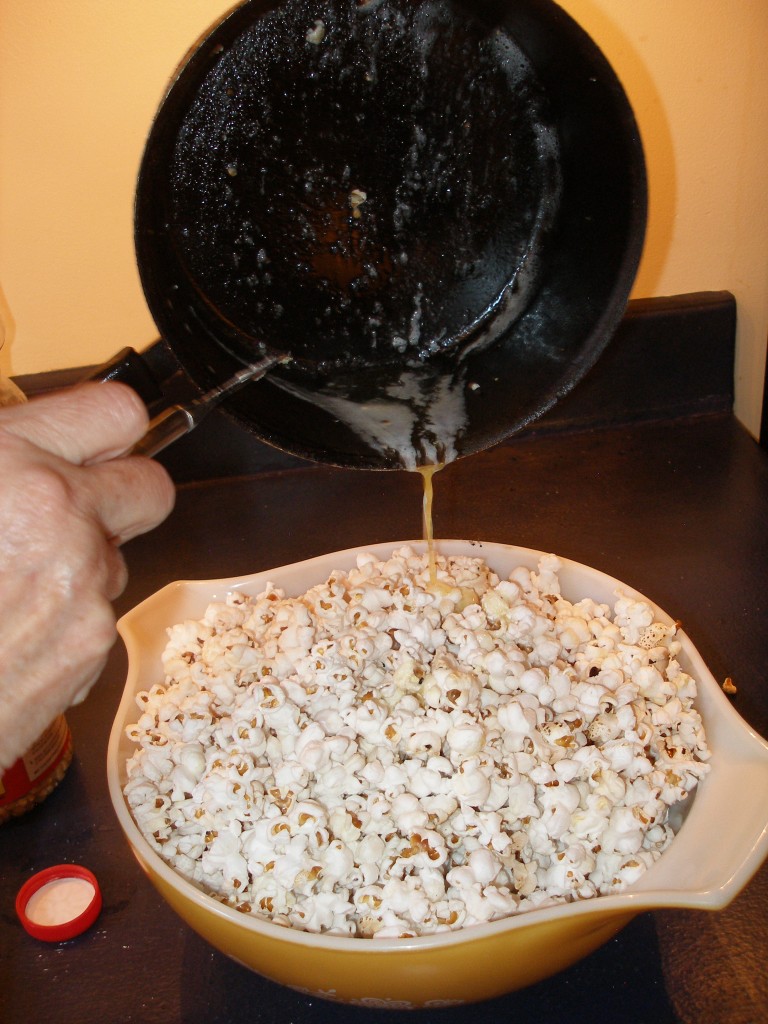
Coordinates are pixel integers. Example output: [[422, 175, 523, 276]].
[[1, 0, 766, 435]]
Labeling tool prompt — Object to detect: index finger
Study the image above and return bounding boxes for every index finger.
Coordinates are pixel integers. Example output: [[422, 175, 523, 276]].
[[0, 382, 149, 465], [68, 454, 176, 548]]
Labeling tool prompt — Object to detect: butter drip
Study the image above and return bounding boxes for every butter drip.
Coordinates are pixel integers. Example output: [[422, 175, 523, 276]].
[[417, 463, 443, 586]]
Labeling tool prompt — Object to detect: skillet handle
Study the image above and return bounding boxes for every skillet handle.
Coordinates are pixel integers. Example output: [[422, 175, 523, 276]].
[[84, 345, 167, 405], [129, 405, 197, 458]]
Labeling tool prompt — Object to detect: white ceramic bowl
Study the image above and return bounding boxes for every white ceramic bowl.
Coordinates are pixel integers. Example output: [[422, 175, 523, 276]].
[[108, 541, 768, 1008]]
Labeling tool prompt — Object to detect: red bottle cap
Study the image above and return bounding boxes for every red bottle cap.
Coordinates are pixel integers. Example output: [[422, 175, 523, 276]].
[[16, 864, 102, 942]]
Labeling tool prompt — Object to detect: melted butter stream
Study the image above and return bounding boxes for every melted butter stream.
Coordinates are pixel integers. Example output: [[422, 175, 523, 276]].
[[417, 464, 479, 608], [418, 463, 442, 584], [418, 463, 455, 596]]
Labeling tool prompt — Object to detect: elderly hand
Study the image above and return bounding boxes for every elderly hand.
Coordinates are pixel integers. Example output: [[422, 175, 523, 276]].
[[0, 382, 175, 770]]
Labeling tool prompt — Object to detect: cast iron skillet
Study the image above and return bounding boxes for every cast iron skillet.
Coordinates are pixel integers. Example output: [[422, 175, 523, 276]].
[[99, 0, 646, 469]]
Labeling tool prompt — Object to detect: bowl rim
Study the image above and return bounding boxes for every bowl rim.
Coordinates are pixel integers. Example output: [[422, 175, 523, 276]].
[[108, 539, 768, 952]]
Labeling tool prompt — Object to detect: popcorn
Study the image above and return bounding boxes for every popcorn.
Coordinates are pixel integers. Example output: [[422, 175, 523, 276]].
[[125, 548, 710, 938]]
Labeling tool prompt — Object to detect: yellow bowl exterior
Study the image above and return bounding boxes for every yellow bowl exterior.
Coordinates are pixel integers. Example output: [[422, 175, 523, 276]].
[[136, 844, 632, 1007]]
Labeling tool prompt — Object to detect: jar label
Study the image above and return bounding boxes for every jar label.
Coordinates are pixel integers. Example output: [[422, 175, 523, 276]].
[[0, 717, 71, 806]]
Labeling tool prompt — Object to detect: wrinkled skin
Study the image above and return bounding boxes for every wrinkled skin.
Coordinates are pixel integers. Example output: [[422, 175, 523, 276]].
[[0, 383, 175, 770]]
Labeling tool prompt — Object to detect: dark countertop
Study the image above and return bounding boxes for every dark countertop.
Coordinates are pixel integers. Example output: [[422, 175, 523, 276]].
[[2, 406, 767, 1024]]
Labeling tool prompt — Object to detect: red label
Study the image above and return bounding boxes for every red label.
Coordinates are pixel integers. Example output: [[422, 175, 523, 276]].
[[0, 717, 71, 806]]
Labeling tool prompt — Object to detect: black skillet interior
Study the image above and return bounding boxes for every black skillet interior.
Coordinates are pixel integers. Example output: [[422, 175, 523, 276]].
[[135, 0, 646, 468]]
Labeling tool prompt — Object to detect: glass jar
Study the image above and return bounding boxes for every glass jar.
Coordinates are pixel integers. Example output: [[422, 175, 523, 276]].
[[0, 717, 74, 823], [0, 373, 26, 406], [0, 294, 75, 821]]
